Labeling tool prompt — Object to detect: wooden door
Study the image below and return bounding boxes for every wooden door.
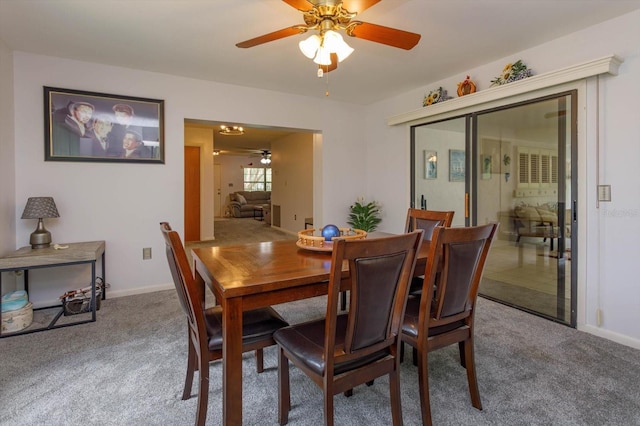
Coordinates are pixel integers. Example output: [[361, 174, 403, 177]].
[[184, 146, 200, 241]]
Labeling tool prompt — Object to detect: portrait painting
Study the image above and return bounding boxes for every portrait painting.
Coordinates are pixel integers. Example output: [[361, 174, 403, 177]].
[[44, 87, 164, 163]]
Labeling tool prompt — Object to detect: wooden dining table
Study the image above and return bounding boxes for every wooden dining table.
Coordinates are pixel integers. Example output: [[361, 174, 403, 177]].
[[191, 237, 428, 425]]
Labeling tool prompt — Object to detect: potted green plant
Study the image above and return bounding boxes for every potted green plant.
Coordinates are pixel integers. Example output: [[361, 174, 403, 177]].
[[347, 199, 382, 232]]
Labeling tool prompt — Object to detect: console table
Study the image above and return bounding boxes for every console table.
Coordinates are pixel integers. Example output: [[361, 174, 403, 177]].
[[0, 241, 105, 337]]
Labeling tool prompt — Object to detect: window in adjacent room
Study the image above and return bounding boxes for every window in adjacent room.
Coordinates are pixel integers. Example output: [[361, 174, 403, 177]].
[[243, 167, 272, 191]]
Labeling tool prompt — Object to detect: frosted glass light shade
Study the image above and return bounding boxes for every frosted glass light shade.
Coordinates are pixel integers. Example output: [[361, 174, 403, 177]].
[[299, 35, 321, 59], [322, 30, 353, 62], [313, 45, 333, 66]]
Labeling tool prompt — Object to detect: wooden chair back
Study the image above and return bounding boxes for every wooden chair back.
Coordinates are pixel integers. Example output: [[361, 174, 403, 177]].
[[404, 208, 455, 241], [330, 230, 424, 365], [160, 222, 207, 354]]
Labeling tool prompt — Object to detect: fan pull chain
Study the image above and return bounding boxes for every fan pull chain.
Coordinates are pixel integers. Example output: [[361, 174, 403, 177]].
[[325, 67, 330, 97], [317, 66, 330, 97]]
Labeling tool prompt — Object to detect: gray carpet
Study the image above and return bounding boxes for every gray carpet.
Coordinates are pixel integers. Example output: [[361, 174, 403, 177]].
[[1, 219, 639, 425], [2, 292, 639, 425]]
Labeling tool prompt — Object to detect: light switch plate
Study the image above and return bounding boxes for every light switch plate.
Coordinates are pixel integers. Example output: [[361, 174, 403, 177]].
[[597, 185, 611, 202], [143, 247, 152, 260]]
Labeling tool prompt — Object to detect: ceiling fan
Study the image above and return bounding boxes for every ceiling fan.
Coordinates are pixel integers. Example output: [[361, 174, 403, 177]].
[[236, 0, 421, 73]]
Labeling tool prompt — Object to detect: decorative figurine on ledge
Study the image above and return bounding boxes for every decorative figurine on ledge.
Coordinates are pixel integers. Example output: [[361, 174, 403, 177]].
[[457, 75, 477, 96], [423, 87, 451, 107], [490, 60, 533, 86]]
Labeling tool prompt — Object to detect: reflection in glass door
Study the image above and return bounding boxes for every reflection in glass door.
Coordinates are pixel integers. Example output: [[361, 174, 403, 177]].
[[411, 117, 469, 227], [475, 93, 576, 325]]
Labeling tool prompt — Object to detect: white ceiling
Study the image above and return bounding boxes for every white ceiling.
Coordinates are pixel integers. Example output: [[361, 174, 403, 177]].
[[2, 0, 640, 153], [2, 0, 640, 105]]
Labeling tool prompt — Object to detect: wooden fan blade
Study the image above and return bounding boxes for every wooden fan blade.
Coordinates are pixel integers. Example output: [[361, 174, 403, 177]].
[[319, 53, 338, 73], [282, 0, 314, 12], [236, 26, 307, 48], [348, 22, 421, 50], [341, 0, 381, 14]]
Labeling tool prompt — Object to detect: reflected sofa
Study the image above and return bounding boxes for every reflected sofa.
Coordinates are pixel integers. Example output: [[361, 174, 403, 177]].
[[512, 202, 571, 250]]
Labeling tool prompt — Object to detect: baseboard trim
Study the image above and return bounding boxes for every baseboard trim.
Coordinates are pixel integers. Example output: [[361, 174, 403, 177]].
[[580, 324, 640, 350], [107, 282, 174, 299]]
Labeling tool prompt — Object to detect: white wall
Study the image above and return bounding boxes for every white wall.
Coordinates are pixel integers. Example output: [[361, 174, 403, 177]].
[[271, 133, 314, 232], [11, 52, 367, 305], [0, 38, 16, 290], [364, 10, 640, 348]]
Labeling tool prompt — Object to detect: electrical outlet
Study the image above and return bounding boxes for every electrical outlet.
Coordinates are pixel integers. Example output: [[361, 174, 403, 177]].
[[143, 247, 152, 260]]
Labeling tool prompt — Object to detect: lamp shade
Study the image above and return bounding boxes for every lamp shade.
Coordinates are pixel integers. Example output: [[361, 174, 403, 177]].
[[21, 197, 60, 219]]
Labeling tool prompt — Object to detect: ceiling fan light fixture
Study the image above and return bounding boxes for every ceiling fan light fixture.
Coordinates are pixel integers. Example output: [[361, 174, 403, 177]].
[[260, 150, 272, 165], [299, 34, 321, 59], [322, 30, 353, 62], [219, 125, 244, 136], [302, 30, 353, 66]]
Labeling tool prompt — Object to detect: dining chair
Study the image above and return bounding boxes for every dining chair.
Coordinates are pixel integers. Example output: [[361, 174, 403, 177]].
[[274, 230, 424, 426], [404, 208, 455, 296], [160, 222, 289, 426], [401, 223, 498, 426]]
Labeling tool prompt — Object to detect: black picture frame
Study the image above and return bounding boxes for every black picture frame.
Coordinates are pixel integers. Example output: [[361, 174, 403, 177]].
[[44, 86, 164, 164]]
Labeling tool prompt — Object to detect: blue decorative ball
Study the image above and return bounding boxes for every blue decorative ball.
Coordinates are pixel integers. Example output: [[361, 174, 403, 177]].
[[321, 224, 340, 241]]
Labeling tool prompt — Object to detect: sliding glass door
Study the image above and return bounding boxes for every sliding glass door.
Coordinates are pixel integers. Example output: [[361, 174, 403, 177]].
[[411, 92, 577, 326]]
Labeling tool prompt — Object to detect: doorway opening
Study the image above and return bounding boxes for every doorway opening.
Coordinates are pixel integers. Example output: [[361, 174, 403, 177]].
[[184, 120, 318, 242]]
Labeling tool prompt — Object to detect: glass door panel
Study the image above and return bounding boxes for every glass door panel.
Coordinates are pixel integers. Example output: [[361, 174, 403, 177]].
[[475, 93, 575, 325], [412, 117, 469, 227]]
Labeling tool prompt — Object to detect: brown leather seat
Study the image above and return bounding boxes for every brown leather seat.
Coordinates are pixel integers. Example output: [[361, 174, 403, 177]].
[[274, 231, 424, 426], [404, 208, 454, 296], [401, 223, 498, 426], [160, 222, 288, 426]]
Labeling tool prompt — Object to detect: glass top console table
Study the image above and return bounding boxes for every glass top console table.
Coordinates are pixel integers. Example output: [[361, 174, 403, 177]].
[[0, 241, 105, 338]]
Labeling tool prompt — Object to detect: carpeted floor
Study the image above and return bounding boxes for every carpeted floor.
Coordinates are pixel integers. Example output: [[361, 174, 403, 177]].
[[1, 219, 639, 425], [188, 217, 296, 249], [1, 291, 639, 425]]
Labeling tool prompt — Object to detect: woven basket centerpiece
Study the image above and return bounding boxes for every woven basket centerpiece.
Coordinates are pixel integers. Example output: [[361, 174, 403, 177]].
[[296, 227, 367, 252]]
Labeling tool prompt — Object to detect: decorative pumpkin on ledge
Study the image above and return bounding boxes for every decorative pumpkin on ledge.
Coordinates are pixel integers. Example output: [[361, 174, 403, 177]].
[[457, 75, 477, 97]]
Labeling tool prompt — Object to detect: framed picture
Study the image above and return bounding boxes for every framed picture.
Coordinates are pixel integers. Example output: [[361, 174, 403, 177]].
[[481, 138, 501, 174], [481, 154, 492, 180], [449, 149, 465, 182], [424, 150, 437, 179], [44, 86, 164, 163]]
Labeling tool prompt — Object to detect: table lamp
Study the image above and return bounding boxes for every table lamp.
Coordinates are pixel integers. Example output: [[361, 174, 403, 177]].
[[21, 197, 60, 249]]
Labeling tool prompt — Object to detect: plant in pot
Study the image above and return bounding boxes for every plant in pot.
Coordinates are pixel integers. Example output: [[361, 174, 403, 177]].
[[347, 198, 382, 232]]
